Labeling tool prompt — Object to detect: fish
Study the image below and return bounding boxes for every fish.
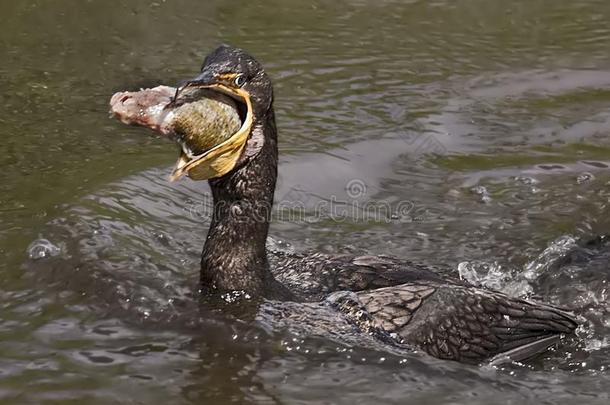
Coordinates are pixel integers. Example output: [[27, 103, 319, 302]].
[[109, 85, 242, 157]]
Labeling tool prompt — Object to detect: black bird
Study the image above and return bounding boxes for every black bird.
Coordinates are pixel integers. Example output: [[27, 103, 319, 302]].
[[155, 45, 578, 363]]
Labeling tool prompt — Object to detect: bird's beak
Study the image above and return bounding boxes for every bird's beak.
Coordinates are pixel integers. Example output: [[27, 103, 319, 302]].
[[169, 72, 254, 182]]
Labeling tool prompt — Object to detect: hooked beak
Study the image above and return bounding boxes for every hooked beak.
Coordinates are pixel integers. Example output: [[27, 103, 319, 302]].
[[171, 70, 215, 102], [169, 72, 254, 182]]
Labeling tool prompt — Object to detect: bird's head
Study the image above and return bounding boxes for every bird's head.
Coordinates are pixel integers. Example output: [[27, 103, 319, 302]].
[[192, 45, 273, 118], [171, 45, 274, 181]]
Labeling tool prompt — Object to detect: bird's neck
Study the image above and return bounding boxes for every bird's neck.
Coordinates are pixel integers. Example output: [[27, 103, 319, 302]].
[[200, 109, 283, 297]]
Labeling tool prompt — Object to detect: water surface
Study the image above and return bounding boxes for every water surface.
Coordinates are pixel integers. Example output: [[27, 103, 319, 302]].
[[1, 0, 609, 403]]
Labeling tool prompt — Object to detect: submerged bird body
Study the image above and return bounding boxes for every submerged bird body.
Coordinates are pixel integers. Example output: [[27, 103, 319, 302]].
[[273, 252, 576, 363], [110, 45, 578, 363]]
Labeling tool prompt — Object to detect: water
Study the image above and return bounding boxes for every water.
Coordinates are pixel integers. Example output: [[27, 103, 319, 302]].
[[1, 0, 610, 403]]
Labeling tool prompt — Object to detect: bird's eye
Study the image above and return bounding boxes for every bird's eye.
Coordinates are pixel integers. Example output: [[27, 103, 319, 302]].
[[234, 74, 246, 87]]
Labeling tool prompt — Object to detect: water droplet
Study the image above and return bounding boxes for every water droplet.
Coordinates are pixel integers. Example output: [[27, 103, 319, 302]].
[[576, 172, 594, 184], [514, 176, 539, 185], [470, 186, 492, 203], [154, 232, 171, 246], [457, 261, 509, 290], [471, 185, 488, 195], [27, 238, 61, 260]]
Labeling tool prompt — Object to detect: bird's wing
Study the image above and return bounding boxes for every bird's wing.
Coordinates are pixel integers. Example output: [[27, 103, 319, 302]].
[[332, 282, 577, 363]]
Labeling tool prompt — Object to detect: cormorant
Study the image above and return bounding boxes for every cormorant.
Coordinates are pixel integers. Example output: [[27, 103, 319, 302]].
[[116, 45, 578, 364]]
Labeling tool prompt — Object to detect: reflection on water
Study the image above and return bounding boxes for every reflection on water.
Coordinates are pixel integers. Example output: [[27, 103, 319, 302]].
[[2, 0, 610, 403]]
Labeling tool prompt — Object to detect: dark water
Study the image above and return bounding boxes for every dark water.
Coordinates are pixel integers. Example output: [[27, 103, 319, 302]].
[[2, 0, 610, 403]]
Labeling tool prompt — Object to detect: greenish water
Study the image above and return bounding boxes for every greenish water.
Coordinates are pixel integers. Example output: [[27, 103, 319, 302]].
[[1, 0, 610, 403]]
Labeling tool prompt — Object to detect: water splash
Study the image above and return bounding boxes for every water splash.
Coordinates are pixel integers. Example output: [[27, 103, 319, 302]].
[[457, 261, 508, 290], [470, 185, 492, 204], [522, 235, 578, 280], [576, 172, 595, 184], [26, 238, 61, 260], [457, 261, 533, 297]]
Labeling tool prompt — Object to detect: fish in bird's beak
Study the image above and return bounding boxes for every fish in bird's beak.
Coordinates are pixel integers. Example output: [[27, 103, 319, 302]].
[[169, 73, 254, 181], [109, 76, 253, 181]]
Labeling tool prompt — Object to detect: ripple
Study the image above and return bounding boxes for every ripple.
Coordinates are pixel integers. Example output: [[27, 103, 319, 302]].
[[4, 0, 610, 403]]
